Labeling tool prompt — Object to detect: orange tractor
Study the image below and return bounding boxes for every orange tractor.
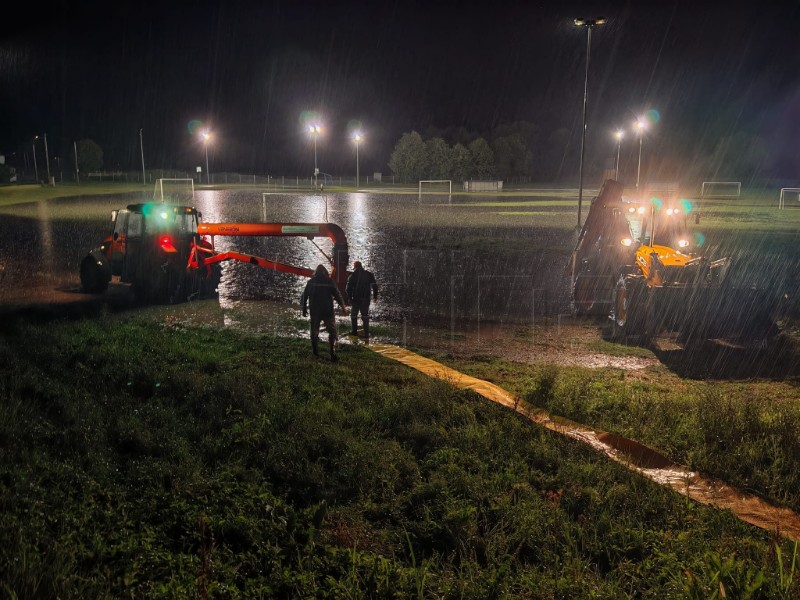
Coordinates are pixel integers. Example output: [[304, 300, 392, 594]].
[[80, 202, 349, 303], [569, 180, 780, 346]]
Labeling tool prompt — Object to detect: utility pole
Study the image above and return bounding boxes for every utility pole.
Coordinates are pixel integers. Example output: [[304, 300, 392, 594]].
[[140, 129, 146, 185], [32, 136, 39, 183], [44, 133, 52, 185], [74, 140, 80, 183]]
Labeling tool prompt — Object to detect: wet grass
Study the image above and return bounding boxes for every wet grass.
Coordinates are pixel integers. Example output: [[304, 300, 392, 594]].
[[432, 349, 800, 515], [1, 312, 799, 597]]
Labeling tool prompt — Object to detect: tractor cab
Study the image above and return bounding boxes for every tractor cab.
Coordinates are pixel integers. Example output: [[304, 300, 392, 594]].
[[109, 204, 200, 284], [81, 203, 217, 303]]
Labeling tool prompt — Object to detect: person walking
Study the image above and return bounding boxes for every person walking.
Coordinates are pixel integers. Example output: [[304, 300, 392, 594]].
[[346, 260, 378, 339], [301, 264, 347, 361]]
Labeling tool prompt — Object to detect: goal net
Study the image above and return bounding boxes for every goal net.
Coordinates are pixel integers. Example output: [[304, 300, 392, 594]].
[[779, 188, 800, 209], [419, 180, 452, 197], [701, 181, 741, 198], [153, 178, 195, 204]]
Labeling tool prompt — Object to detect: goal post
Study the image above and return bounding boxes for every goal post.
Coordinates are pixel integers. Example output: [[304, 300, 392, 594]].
[[153, 178, 196, 203], [779, 188, 800, 209], [418, 180, 452, 196], [700, 181, 741, 198]]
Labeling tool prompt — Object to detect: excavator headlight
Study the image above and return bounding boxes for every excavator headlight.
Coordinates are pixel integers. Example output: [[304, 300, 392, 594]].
[[637, 206, 646, 214], [620, 238, 633, 247], [678, 239, 689, 248], [666, 208, 675, 216]]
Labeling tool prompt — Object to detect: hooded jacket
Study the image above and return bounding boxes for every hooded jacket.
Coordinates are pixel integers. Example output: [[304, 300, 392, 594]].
[[302, 265, 346, 317]]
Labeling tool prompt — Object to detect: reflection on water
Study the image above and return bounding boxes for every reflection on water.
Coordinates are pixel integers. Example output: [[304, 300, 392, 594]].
[[0, 190, 577, 332]]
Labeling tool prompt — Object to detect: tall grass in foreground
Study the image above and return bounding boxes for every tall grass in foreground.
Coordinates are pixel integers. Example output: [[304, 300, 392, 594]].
[[437, 355, 800, 515], [0, 314, 798, 598]]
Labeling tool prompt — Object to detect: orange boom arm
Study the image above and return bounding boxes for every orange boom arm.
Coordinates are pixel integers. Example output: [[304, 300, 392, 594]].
[[195, 222, 350, 296]]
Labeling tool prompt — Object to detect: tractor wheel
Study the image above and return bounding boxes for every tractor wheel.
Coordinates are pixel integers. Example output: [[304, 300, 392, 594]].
[[80, 255, 109, 294], [200, 264, 222, 299]]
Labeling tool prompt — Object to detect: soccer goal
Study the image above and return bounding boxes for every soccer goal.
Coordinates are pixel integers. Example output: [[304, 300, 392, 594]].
[[779, 188, 800, 209], [419, 180, 452, 196], [701, 181, 741, 198], [153, 178, 195, 204]]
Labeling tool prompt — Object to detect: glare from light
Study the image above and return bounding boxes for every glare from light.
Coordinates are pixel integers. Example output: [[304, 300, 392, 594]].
[[308, 124, 322, 134], [637, 206, 646, 214], [635, 119, 646, 133], [201, 131, 211, 142], [678, 239, 689, 248], [615, 129, 624, 140], [620, 238, 633, 247], [628, 207, 636, 213], [353, 132, 363, 143], [160, 211, 168, 219], [666, 208, 675, 215]]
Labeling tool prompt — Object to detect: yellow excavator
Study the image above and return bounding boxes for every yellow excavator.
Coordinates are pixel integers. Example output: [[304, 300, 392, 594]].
[[569, 179, 780, 346]]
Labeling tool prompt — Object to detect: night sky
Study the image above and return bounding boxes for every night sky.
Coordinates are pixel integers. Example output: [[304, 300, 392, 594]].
[[1, 0, 799, 181]]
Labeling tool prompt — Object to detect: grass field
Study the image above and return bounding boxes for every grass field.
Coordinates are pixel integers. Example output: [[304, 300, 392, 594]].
[[1, 181, 799, 596], [1, 313, 798, 598]]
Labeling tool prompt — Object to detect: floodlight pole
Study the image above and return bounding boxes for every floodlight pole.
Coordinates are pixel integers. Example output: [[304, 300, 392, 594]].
[[354, 134, 362, 187], [205, 142, 210, 185], [636, 127, 644, 191], [574, 17, 605, 229], [615, 131, 623, 181]]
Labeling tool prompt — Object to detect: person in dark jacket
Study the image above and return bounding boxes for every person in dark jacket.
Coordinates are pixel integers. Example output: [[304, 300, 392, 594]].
[[301, 264, 347, 361], [346, 260, 378, 339]]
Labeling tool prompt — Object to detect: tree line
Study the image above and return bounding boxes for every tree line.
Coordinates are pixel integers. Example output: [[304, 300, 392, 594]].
[[387, 121, 777, 187]]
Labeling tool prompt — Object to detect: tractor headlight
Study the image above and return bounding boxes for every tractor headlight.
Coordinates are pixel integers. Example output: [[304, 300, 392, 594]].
[[678, 239, 689, 248], [620, 238, 633, 247]]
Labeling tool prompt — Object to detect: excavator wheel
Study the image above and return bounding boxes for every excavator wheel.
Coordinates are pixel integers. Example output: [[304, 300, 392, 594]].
[[80, 254, 110, 294], [611, 276, 650, 343]]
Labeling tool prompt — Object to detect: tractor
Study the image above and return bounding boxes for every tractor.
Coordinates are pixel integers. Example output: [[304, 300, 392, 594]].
[[80, 201, 350, 304], [569, 179, 780, 346]]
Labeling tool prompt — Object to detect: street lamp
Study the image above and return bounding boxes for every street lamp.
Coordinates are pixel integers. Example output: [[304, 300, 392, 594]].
[[353, 132, 363, 187], [201, 131, 211, 184], [32, 136, 39, 183], [634, 118, 646, 191], [574, 17, 606, 228], [614, 129, 624, 181], [308, 124, 321, 189]]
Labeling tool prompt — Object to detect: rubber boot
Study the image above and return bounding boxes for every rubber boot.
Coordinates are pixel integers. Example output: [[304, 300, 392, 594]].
[[311, 338, 319, 356], [329, 338, 338, 362]]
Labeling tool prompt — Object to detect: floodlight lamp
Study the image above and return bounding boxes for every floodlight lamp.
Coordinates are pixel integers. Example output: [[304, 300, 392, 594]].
[[201, 131, 211, 142], [635, 119, 646, 134], [615, 130, 624, 140], [353, 132, 363, 142], [575, 17, 605, 27]]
